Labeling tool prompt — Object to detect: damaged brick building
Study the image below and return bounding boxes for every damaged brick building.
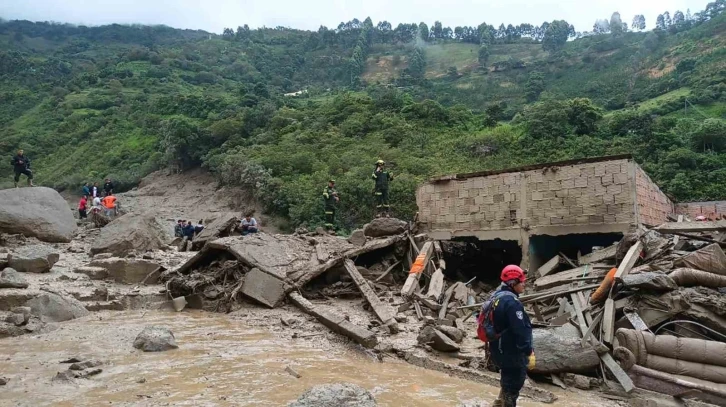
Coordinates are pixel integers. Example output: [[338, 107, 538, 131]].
[[415, 155, 686, 276]]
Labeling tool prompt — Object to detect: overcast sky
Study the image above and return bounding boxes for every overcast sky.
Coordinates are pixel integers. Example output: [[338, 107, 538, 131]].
[[0, 0, 710, 34]]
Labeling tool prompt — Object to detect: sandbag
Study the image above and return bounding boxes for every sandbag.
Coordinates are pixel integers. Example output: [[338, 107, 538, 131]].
[[616, 329, 726, 368], [674, 244, 726, 276], [670, 268, 726, 288]]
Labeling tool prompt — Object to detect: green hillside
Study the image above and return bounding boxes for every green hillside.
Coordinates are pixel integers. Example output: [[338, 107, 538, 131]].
[[0, 4, 725, 231]]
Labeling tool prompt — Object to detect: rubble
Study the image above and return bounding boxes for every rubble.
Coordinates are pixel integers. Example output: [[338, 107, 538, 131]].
[[133, 326, 178, 352], [6, 245, 60, 273], [25, 292, 90, 322], [288, 383, 377, 407], [0, 268, 28, 289]]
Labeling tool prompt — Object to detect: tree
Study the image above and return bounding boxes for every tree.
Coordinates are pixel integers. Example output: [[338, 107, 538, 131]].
[[656, 14, 666, 30], [432, 21, 443, 39], [477, 45, 490, 65], [418, 22, 429, 42], [631, 15, 646, 31], [610, 12, 625, 35], [567, 98, 602, 135], [542, 20, 570, 52], [689, 118, 726, 152], [478, 23, 495, 45], [673, 11, 686, 26], [593, 19, 610, 34], [525, 71, 545, 101], [663, 11, 672, 27]]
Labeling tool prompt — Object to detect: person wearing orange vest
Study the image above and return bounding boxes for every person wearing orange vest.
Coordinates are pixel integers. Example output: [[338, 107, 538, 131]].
[[102, 193, 117, 217]]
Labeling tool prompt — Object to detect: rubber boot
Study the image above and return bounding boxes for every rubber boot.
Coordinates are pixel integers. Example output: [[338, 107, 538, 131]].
[[502, 391, 518, 407], [491, 389, 504, 407], [14, 182, 18, 188], [28, 179, 33, 187]]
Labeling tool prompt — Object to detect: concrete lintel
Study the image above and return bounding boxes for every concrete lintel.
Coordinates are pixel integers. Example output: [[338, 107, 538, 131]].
[[530, 223, 633, 237]]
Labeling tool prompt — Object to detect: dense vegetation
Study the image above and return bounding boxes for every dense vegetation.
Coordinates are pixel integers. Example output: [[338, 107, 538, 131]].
[[0, 2, 725, 231]]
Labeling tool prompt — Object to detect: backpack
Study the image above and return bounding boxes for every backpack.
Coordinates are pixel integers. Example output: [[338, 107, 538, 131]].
[[476, 290, 517, 342]]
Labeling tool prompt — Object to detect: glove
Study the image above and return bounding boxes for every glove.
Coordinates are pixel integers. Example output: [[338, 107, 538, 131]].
[[527, 352, 536, 370]]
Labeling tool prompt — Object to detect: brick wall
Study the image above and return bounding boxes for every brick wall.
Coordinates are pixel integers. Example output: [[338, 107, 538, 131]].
[[676, 201, 726, 220], [634, 166, 674, 226], [416, 158, 637, 232]]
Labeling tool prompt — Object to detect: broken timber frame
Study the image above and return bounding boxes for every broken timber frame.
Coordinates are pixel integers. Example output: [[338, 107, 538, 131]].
[[401, 241, 434, 297], [344, 259, 399, 332]]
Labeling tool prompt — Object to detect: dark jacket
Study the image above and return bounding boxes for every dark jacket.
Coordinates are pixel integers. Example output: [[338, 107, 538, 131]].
[[322, 186, 337, 209], [11, 154, 30, 171], [490, 284, 533, 368], [103, 181, 114, 194], [182, 224, 195, 238], [174, 224, 183, 237], [372, 168, 392, 190], [82, 185, 91, 196]]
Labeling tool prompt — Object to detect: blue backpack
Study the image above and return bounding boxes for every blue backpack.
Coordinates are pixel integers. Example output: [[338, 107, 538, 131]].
[[476, 290, 517, 342]]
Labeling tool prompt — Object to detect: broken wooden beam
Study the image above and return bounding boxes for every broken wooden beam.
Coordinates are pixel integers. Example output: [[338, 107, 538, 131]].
[[536, 255, 560, 278], [401, 241, 433, 297], [439, 282, 459, 320], [570, 293, 588, 337], [613, 241, 643, 283], [374, 260, 401, 283], [602, 298, 616, 345], [534, 265, 608, 291], [579, 245, 617, 265], [344, 259, 399, 332], [654, 220, 726, 234], [288, 292, 378, 348]]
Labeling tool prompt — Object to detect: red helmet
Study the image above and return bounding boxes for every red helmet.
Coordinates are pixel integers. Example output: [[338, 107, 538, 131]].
[[501, 265, 526, 283]]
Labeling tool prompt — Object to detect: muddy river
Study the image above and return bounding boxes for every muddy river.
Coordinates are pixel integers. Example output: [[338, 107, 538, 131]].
[[0, 311, 616, 406]]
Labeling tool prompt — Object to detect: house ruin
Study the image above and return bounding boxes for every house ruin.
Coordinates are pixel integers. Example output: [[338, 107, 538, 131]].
[[415, 155, 678, 282]]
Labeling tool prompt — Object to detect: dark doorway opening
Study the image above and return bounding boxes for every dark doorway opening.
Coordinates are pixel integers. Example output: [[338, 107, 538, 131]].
[[441, 238, 522, 289], [529, 233, 623, 271]]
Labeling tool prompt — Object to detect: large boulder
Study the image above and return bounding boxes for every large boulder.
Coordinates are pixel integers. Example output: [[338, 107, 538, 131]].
[[133, 326, 178, 352], [7, 245, 60, 273], [88, 257, 161, 284], [191, 214, 238, 250], [347, 229, 367, 247], [90, 214, 168, 256], [363, 218, 407, 238], [0, 187, 76, 243], [24, 292, 90, 322], [0, 268, 29, 289], [289, 383, 377, 407]]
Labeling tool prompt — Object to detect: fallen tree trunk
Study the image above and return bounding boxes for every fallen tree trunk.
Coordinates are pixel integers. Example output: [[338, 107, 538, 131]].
[[530, 328, 604, 374]]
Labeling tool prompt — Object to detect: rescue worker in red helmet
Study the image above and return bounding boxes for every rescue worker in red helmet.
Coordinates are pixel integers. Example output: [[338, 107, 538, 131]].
[[489, 265, 535, 407]]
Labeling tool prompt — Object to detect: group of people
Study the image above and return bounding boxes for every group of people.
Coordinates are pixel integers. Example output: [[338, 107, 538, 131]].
[[322, 159, 393, 232], [77, 179, 117, 220]]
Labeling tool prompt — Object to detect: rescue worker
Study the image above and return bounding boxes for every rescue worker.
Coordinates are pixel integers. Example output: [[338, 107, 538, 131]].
[[371, 159, 393, 218], [489, 265, 535, 407], [322, 179, 339, 232], [11, 149, 33, 187]]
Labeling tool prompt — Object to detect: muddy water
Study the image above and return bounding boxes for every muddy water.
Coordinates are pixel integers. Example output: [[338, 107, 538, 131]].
[[0, 311, 612, 407]]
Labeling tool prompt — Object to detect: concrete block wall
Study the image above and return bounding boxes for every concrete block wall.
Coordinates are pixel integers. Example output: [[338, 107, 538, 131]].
[[676, 201, 726, 220], [634, 166, 675, 226], [416, 158, 637, 234]]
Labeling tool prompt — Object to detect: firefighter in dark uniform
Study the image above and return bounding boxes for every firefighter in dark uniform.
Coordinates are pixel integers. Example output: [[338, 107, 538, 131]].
[[489, 265, 535, 407], [371, 159, 393, 218], [322, 179, 339, 231]]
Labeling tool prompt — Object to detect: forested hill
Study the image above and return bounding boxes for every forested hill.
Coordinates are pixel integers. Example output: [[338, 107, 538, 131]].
[[0, 2, 725, 231]]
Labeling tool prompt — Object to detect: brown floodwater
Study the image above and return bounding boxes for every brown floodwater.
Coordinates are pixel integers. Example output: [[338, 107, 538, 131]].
[[0, 311, 617, 407]]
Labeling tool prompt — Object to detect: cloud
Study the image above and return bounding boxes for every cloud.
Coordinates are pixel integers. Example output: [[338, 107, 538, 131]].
[[0, 0, 710, 34]]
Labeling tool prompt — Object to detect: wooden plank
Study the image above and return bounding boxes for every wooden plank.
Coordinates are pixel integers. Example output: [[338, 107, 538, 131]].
[[613, 241, 643, 283], [624, 310, 649, 331], [559, 252, 578, 269], [433, 240, 443, 257], [344, 260, 398, 330], [576, 291, 593, 325], [531, 303, 544, 322], [401, 241, 433, 297], [408, 235, 421, 257], [520, 283, 601, 304], [599, 352, 635, 393], [534, 265, 608, 290], [425, 268, 445, 300], [570, 293, 588, 337], [602, 298, 616, 345], [580, 311, 603, 347], [439, 282, 459, 320], [579, 245, 617, 265], [654, 220, 726, 234], [413, 301, 424, 320], [374, 260, 401, 283], [536, 255, 560, 278]]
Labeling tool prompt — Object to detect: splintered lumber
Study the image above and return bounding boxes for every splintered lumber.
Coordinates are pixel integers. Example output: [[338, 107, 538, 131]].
[[426, 268, 445, 300], [576, 291, 593, 325], [439, 282, 459, 320], [581, 311, 603, 347], [570, 293, 588, 337], [579, 245, 618, 265], [344, 260, 398, 331], [654, 220, 726, 234], [601, 352, 635, 393], [628, 363, 726, 401], [534, 265, 608, 291], [537, 255, 561, 278], [560, 252, 578, 269], [624, 310, 649, 331], [401, 241, 433, 297], [374, 260, 401, 283], [288, 292, 378, 348], [292, 234, 402, 289], [668, 231, 726, 248], [603, 298, 616, 345], [613, 241, 643, 283], [520, 283, 600, 304]]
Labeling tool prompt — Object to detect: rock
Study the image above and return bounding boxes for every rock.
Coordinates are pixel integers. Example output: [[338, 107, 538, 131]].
[[0, 268, 29, 289], [88, 258, 161, 284], [0, 187, 77, 243], [73, 266, 108, 280], [347, 230, 367, 247], [363, 218, 407, 238], [417, 325, 460, 352], [92, 253, 113, 260], [0, 377, 7, 385], [133, 326, 178, 352], [562, 373, 596, 390], [241, 268, 286, 308], [623, 272, 677, 291], [69, 360, 102, 371], [6, 246, 60, 273], [52, 370, 79, 382], [436, 325, 465, 343], [289, 383, 377, 407], [11, 306, 31, 322], [5, 312, 25, 326], [0, 321, 25, 338], [90, 214, 168, 257], [25, 292, 90, 322], [315, 227, 327, 236]]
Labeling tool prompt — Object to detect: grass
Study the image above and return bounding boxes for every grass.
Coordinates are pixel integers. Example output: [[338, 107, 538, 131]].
[[635, 88, 692, 111]]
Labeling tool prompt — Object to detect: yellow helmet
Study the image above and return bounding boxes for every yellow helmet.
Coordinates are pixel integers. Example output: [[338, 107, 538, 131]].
[[376, 159, 385, 165]]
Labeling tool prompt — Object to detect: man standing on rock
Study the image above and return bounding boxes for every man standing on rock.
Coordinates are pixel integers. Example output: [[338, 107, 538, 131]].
[[103, 178, 114, 196], [372, 159, 392, 218], [322, 179, 339, 232], [11, 149, 33, 188], [489, 265, 534, 407]]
